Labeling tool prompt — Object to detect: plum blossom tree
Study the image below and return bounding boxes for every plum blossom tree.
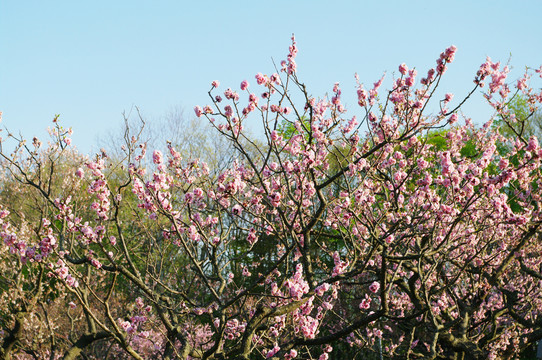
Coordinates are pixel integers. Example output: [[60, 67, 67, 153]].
[[1, 37, 542, 359]]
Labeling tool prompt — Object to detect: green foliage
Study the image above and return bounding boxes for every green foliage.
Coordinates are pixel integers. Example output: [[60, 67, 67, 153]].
[[425, 129, 449, 151], [495, 95, 542, 140], [277, 116, 311, 139], [424, 128, 478, 157]]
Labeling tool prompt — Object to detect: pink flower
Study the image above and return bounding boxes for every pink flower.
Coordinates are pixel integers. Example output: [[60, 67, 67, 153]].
[[359, 298, 371, 310], [193, 308, 205, 315], [211, 80, 220, 88], [270, 73, 281, 84], [399, 63, 408, 75], [444, 45, 457, 62], [517, 77, 527, 90], [136, 297, 145, 308], [268, 192, 281, 207], [242, 267, 251, 276], [75, 168, 84, 178], [413, 100, 424, 109], [119, 320, 133, 333], [315, 283, 330, 296], [240, 80, 249, 90], [224, 88, 239, 101], [247, 228, 258, 245], [248, 93, 258, 104], [224, 105, 233, 118], [527, 135, 539, 151], [194, 105, 203, 117], [152, 150, 163, 165], [255, 73, 267, 85], [449, 113, 458, 124], [266, 344, 280, 358], [270, 130, 281, 142], [91, 258, 102, 269], [65, 275, 79, 288], [193, 187, 204, 199], [232, 204, 243, 215], [369, 281, 380, 293]]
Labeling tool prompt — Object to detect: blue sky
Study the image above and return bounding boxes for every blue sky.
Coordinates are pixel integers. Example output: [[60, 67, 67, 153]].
[[1, 1, 541, 155]]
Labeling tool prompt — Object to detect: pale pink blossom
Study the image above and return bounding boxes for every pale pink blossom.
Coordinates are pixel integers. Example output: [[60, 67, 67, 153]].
[[399, 63, 408, 75], [194, 105, 203, 117], [152, 150, 163, 165]]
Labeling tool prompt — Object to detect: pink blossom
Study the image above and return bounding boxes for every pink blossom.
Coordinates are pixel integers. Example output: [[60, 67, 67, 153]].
[[119, 320, 133, 333], [194, 106, 203, 117], [248, 93, 258, 103], [75, 168, 84, 178], [449, 113, 458, 124], [224, 105, 233, 118], [193, 308, 205, 315], [65, 275, 79, 288], [266, 345, 280, 358], [255, 73, 268, 85], [232, 204, 243, 215], [369, 281, 380, 293], [224, 88, 239, 101], [242, 267, 251, 277], [152, 150, 163, 165], [270, 130, 281, 142], [444, 45, 457, 62], [359, 297, 371, 310], [399, 63, 408, 75], [203, 105, 213, 114], [270, 73, 281, 85], [247, 228, 258, 245], [315, 283, 330, 296], [240, 80, 249, 90], [90, 258, 102, 269], [413, 100, 424, 109], [527, 136, 539, 151], [268, 192, 281, 207]]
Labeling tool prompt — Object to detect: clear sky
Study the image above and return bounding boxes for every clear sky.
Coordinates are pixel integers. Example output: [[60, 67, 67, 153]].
[[2, 0, 541, 155]]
